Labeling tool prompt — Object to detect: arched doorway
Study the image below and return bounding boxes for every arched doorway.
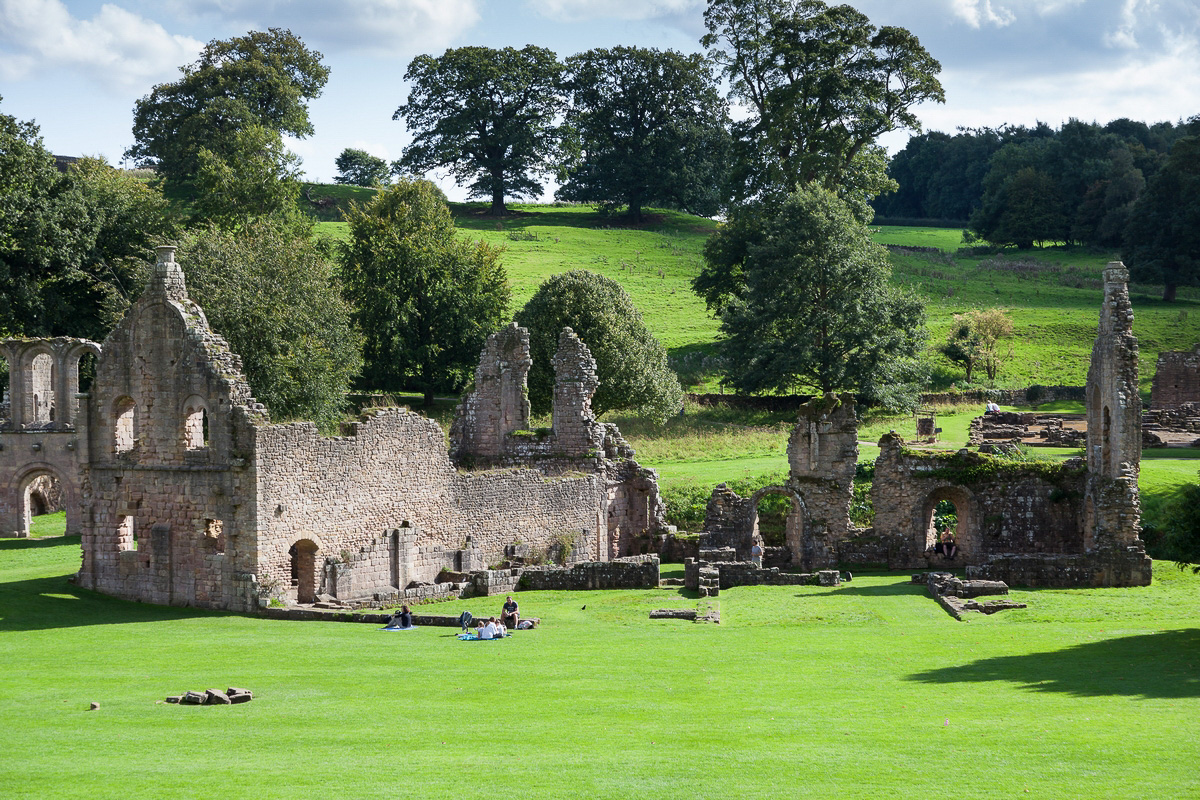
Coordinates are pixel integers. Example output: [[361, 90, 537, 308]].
[[19, 468, 68, 538], [289, 539, 320, 604], [749, 487, 805, 568], [921, 487, 974, 563]]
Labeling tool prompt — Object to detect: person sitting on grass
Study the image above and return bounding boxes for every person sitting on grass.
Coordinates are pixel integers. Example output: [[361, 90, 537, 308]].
[[478, 618, 495, 640], [392, 605, 413, 629], [500, 596, 519, 629]]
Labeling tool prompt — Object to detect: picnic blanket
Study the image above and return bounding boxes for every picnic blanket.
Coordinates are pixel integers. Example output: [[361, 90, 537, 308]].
[[456, 632, 511, 641], [381, 625, 418, 631]]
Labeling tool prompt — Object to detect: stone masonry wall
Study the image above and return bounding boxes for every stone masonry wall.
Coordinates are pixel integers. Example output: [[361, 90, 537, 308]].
[[871, 433, 1089, 570], [1150, 344, 1200, 409]]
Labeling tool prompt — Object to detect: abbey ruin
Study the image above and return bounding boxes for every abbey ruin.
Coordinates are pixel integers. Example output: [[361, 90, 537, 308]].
[[0, 254, 1152, 610], [0, 247, 665, 610]]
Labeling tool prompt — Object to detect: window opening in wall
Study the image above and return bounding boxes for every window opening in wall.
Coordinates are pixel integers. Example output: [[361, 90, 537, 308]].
[[290, 540, 319, 604], [118, 516, 136, 551], [753, 493, 791, 548], [204, 518, 225, 553], [1102, 405, 1113, 473], [77, 351, 97, 394], [114, 397, 135, 453], [1, 354, 10, 428], [30, 352, 55, 425], [184, 404, 209, 449]]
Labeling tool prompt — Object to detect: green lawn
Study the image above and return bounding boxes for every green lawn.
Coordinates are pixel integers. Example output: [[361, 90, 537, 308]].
[[3, 536, 1199, 798]]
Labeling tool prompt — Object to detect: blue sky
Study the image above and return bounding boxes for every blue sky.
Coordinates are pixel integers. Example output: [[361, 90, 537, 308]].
[[2, 0, 1197, 199]]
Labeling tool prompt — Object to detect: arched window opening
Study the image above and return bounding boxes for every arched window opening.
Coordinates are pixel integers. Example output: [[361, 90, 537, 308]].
[[76, 351, 97, 394], [114, 397, 135, 453], [117, 516, 136, 551], [751, 489, 805, 568], [29, 352, 54, 425], [184, 404, 209, 450], [753, 493, 791, 548], [924, 495, 965, 559]]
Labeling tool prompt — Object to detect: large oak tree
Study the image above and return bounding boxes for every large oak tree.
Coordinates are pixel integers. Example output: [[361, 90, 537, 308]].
[[394, 46, 564, 216], [1123, 135, 1200, 302], [556, 46, 730, 221]]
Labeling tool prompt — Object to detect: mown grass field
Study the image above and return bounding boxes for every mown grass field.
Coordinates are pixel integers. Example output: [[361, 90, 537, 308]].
[[3, 537, 1200, 798]]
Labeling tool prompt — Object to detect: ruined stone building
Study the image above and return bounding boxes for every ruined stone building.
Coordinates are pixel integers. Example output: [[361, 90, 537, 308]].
[[698, 263, 1151, 588], [1150, 344, 1200, 409], [0, 247, 665, 610]]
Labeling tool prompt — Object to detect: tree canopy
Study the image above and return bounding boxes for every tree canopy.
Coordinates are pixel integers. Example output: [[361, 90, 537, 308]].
[[335, 148, 390, 186], [703, 0, 943, 208], [556, 46, 730, 220], [341, 179, 510, 404], [1, 98, 175, 339], [715, 186, 926, 409], [515, 270, 683, 422], [127, 28, 328, 190], [1123, 135, 1200, 302], [176, 218, 362, 432], [394, 45, 564, 215]]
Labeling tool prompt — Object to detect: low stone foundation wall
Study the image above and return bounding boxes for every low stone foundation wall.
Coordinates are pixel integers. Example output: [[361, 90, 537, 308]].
[[684, 558, 840, 591], [518, 555, 660, 591], [967, 546, 1152, 588], [836, 531, 918, 568]]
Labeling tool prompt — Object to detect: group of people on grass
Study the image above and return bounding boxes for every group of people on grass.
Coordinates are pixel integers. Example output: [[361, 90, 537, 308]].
[[388, 595, 524, 638]]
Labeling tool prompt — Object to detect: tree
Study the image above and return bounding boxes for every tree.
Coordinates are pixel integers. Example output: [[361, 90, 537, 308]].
[[702, 0, 943, 206], [341, 179, 509, 405], [557, 46, 730, 221], [127, 28, 329, 188], [1123, 135, 1200, 302], [335, 148, 390, 187], [716, 186, 926, 408], [177, 219, 362, 431], [515, 270, 683, 422], [394, 46, 564, 216], [939, 309, 1014, 384], [191, 125, 305, 230], [1156, 473, 1200, 572], [0, 98, 175, 339]]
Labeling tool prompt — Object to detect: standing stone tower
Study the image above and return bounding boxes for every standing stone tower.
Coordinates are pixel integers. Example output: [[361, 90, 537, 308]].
[[1084, 262, 1142, 549]]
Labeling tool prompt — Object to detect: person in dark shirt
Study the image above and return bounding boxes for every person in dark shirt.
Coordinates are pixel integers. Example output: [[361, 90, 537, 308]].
[[500, 595, 519, 629], [393, 605, 413, 629]]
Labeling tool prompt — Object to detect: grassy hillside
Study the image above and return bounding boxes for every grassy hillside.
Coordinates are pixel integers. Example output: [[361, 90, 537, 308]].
[[318, 200, 1199, 392], [4, 536, 1200, 799]]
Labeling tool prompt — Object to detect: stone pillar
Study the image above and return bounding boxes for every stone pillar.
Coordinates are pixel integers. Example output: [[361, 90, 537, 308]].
[[551, 327, 602, 457]]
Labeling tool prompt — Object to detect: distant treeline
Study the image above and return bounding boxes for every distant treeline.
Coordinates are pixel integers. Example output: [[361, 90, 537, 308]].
[[873, 118, 1199, 248]]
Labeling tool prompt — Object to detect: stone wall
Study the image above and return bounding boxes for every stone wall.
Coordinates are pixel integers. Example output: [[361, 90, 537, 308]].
[[59, 249, 664, 612], [1150, 344, 1200, 409], [517, 555, 660, 591], [968, 546, 1151, 588], [871, 434, 1089, 569]]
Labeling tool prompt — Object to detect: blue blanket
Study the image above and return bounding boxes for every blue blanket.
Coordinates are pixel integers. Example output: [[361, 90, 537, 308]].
[[456, 632, 510, 641], [381, 625, 417, 631]]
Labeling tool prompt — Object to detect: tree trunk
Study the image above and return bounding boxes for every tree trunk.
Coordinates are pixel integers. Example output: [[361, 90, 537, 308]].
[[1164, 283, 1177, 302], [423, 388, 435, 407], [490, 178, 506, 216]]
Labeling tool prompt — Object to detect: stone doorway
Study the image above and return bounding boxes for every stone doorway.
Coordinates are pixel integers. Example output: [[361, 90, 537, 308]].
[[290, 539, 320, 604], [921, 487, 974, 563], [20, 470, 66, 538]]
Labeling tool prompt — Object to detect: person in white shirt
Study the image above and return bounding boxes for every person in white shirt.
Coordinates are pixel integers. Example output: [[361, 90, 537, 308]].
[[477, 620, 493, 640], [985, 401, 1000, 414]]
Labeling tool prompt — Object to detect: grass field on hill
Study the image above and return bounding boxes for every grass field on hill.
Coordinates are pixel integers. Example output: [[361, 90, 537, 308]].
[[3, 536, 1199, 799]]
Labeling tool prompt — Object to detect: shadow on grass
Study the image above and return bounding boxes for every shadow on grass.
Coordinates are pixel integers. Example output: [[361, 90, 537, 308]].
[[908, 629, 1200, 698], [800, 579, 927, 599], [0, 536, 76, 551]]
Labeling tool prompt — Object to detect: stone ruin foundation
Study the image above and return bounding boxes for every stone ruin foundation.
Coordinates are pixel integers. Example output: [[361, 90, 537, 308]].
[[690, 263, 1151, 590], [0, 246, 667, 611]]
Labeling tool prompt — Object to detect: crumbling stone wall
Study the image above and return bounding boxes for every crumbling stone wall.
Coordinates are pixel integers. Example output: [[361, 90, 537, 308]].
[[871, 434, 1088, 569], [1083, 263, 1143, 556], [64, 249, 662, 611], [0, 337, 100, 538], [1150, 344, 1200, 409], [699, 394, 856, 570]]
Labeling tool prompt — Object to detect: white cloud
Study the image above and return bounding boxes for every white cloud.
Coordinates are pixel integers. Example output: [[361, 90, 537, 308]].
[[526, 0, 703, 22], [163, 0, 481, 55], [949, 0, 1015, 29], [0, 0, 202, 88]]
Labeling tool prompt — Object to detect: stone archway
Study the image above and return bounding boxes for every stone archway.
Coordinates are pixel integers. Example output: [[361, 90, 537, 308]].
[[15, 466, 76, 539], [919, 486, 976, 564], [748, 486, 806, 568]]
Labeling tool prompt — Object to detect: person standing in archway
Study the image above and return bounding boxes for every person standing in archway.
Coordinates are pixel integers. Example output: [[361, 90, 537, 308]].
[[750, 540, 763, 568]]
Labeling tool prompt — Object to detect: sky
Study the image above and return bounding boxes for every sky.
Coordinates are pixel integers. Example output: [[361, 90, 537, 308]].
[[2, 0, 1198, 200]]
